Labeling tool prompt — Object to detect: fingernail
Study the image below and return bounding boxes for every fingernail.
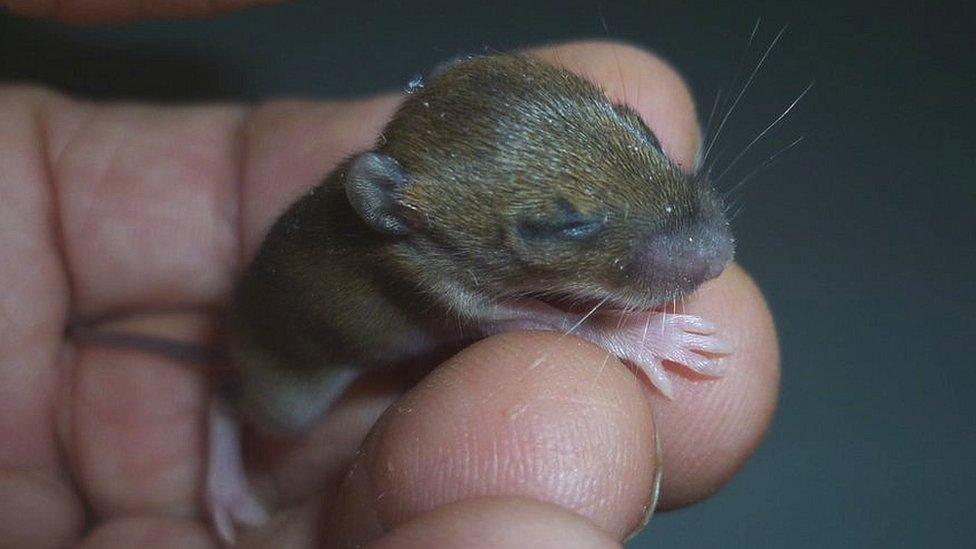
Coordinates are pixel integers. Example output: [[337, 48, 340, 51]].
[[624, 411, 663, 542]]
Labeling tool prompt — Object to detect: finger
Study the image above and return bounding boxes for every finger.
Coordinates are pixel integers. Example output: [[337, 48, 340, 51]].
[[369, 497, 620, 549], [0, 88, 82, 545], [42, 97, 246, 317], [42, 93, 396, 318], [316, 266, 777, 544], [66, 94, 402, 528], [0, 88, 69, 470], [650, 264, 780, 509], [0, 0, 282, 25], [0, 470, 84, 548], [69, 344, 208, 520], [322, 331, 659, 545]]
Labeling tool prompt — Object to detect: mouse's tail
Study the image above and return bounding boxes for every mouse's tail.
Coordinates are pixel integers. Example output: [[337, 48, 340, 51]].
[[69, 325, 224, 364]]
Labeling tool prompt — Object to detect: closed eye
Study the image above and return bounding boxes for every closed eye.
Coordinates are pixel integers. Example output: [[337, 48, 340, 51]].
[[517, 215, 606, 242]]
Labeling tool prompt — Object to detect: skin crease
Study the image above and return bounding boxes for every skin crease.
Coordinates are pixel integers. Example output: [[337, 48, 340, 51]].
[[368, 497, 621, 549], [0, 2, 780, 546]]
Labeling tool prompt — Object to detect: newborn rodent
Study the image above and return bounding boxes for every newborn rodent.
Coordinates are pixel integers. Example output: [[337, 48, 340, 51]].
[[207, 53, 735, 542]]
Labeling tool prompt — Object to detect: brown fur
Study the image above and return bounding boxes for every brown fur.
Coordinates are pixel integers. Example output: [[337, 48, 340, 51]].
[[227, 53, 729, 432]]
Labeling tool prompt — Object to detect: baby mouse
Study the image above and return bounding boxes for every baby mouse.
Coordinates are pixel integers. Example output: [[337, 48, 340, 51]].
[[209, 53, 735, 542]]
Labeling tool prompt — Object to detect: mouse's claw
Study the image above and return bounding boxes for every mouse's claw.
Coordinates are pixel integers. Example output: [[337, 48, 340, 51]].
[[633, 356, 675, 399], [667, 314, 720, 335]]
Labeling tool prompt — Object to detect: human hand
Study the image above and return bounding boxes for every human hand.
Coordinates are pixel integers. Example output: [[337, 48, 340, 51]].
[[0, 3, 779, 547]]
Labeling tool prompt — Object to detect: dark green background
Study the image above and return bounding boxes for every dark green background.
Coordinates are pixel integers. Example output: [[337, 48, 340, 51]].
[[3, 1, 973, 547]]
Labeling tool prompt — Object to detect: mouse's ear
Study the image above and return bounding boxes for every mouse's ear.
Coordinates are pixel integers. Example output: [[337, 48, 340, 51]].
[[427, 53, 478, 81], [344, 152, 412, 235]]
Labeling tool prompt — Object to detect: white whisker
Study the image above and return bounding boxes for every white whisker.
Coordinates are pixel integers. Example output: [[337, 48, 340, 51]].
[[701, 17, 761, 166], [598, 4, 629, 107], [699, 86, 724, 169], [725, 135, 806, 199], [714, 82, 812, 186], [702, 24, 787, 166], [562, 295, 611, 339], [641, 308, 652, 347]]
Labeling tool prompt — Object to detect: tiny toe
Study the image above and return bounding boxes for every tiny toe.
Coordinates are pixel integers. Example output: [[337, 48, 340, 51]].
[[670, 349, 729, 376], [670, 315, 718, 334], [632, 358, 674, 399], [212, 507, 236, 545], [682, 333, 735, 355], [236, 496, 270, 526]]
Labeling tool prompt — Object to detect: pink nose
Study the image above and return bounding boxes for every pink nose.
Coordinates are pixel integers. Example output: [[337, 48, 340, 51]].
[[636, 223, 733, 287]]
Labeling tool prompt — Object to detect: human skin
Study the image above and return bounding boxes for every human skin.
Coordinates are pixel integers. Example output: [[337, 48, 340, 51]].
[[0, 4, 780, 546]]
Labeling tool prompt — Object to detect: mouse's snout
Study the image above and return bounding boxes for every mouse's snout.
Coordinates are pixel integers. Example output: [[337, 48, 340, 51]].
[[630, 219, 734, 293]]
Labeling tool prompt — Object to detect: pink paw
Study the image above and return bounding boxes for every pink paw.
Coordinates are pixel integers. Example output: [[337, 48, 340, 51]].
[[600, 313, 734, 398], [206, 480, 268, 545], [207, 400, 269, 545]]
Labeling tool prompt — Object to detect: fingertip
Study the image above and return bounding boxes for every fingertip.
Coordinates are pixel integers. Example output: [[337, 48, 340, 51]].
[[324, 332, 660, 545], [654, 263, 780, 508]]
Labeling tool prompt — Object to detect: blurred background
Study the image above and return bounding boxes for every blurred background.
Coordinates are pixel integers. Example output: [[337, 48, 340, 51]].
[[2, 1, 972, 547]]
